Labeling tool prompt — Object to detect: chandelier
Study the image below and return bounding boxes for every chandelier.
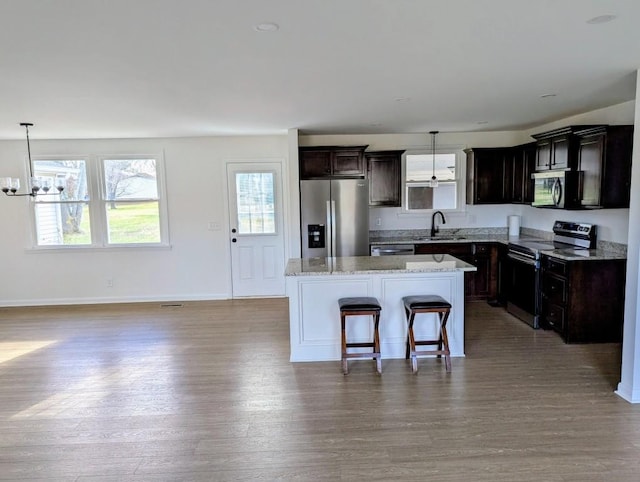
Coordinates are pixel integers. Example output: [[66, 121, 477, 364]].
[[1, 123, 64, 197]]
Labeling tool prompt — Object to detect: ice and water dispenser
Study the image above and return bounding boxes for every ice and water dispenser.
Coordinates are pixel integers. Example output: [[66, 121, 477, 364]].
[[307, 224, 325, 249]]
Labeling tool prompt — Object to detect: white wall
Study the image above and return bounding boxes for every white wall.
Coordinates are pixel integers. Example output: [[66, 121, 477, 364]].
[[0, 135, 289, 306]]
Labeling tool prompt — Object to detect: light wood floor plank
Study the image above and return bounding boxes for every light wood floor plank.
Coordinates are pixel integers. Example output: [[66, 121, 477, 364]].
[[0, 299, 638, 481]]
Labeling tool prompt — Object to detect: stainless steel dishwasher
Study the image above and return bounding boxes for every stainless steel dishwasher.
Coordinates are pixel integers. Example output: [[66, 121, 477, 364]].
[[370, 244, 415, 256]]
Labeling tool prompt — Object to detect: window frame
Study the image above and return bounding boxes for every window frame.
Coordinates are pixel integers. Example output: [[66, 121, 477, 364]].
[[28, 153, 170, 250], [401, 147, 466, 215]]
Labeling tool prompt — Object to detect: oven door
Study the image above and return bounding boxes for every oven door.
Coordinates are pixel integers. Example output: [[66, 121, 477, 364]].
[[506, 252, 540, 328]]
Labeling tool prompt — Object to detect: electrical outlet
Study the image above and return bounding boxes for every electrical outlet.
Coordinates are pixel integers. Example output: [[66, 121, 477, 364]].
[[106, 278, 113, 288]]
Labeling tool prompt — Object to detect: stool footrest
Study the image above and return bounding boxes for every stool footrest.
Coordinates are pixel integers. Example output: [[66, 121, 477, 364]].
[[346, 342, 376, 348], [414, 340, 441, 346], [344, 352, 380, 360]]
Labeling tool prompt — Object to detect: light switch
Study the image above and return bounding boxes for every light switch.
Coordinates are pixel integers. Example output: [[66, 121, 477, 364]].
[[208, 221, 221, 231]]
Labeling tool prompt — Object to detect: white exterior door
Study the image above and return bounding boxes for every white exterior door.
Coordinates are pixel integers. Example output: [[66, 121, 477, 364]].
[[226, 162, 286, 297]]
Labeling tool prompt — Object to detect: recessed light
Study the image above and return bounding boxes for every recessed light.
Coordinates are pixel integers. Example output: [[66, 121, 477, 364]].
[[476, 121, 489, 125], [254, 22, 279, 32], [394, 97, 411, 103], [540, 93, 557, 99], [587, 14, 617, 25]]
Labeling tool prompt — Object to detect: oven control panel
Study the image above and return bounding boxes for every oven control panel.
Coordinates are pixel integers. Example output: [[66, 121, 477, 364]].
[[553, 221, 596, 244]]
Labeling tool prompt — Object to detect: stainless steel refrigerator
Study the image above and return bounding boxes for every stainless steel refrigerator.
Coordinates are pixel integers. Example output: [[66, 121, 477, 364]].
[[300, 179, 369, 258]]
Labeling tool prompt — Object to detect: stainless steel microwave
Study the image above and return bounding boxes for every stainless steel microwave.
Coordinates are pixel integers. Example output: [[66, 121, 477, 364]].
[[531, 170, 583, 208]]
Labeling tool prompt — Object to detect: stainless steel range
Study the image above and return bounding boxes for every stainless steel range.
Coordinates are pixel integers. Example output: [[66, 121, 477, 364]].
[[506, 221, 597, 328]]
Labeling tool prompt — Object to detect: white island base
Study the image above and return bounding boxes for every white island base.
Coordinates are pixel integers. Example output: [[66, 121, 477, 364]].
[[285, 255, 476, 362]]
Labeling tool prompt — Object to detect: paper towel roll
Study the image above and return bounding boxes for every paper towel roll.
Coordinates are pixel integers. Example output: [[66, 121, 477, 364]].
[[508, 215, 520, 237]]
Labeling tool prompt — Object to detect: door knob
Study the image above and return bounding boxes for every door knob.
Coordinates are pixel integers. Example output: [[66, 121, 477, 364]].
[[232, 238, 237, 243], [232, 228, 237, 233]]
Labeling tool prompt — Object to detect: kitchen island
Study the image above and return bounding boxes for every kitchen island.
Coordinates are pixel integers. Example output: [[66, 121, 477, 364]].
[[285, 255, 476, 362]]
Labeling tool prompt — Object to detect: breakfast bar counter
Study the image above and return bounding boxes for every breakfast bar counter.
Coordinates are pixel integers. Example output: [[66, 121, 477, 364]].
[[285, 255, 476, 362]]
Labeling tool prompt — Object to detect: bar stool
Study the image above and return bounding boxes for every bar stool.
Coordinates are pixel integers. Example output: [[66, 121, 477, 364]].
[[338, 297, 382, 375], [402, 295, 452, 373]]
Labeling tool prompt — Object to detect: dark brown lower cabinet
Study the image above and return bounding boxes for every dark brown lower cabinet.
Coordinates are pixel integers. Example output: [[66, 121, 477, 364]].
[[414, 242, 497, 301], [540, 255, 626, 343]]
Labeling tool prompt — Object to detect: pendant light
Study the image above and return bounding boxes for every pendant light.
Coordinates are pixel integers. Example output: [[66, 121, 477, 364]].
[[429, 130, 439, 188], [1, 123, 64, 197]]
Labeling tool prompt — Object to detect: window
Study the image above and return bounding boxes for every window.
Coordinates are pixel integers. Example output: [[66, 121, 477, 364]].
[[31, 155, 167, 248], [404, 150, 460, 211]]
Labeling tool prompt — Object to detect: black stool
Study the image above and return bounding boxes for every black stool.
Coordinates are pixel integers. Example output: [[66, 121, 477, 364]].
[[402, 295, 452, 373], [338, 297, 382, 374]]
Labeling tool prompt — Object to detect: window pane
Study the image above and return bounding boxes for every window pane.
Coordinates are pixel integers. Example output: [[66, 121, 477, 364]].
[[106, 201, 161, 244], [103, 159, 158, 201], [407, 182, 457, 210], [35, 202, 91, 245], [235, 172, 275, 234], [406, 153, 456, 182], [33, 160, 88, 202], [407, 186, 434, 210]]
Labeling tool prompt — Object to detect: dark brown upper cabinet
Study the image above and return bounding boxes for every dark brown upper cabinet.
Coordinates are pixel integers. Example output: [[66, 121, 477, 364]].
[[465, 147, 509, 204], [575, 125, 634, 209], [299, 146, 368, 179], [365, 150, 404, 207], [508, 142, 536, 204], [532, 126, 603, 171]]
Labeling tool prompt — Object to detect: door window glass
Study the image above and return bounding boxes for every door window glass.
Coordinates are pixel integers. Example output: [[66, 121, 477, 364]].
[[235, 172, 275, 234]]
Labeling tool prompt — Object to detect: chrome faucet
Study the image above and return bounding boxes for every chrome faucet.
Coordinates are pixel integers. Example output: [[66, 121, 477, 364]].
[[430, 210, 446, 238]]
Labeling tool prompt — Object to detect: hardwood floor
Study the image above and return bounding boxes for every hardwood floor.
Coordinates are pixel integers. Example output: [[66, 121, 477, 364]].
[[0, 299, 638, 481]]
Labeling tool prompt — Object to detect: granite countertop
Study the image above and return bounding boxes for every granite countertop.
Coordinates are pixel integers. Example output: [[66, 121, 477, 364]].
[[539, 248, 627, 261], [369, 229, 627, 262], [285, 254, 477, 276]]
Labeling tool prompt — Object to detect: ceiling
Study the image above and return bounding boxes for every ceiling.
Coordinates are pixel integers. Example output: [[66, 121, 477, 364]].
[[0, 0, 639, 140]]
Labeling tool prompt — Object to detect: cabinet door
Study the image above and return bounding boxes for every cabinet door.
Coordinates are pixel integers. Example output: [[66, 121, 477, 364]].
[[332, 149, 365, 177], [521, 143, 536, 203], [473, 149, 506, 204], [536, 139, 551, 170], [366, 151, 402, 206], [300, 150, 331, 179], [509, 143, 536, 204], [578, 134, 604, 207], [550, 135, 570, 169], [601, 126, 634, 208], [467, 243, 495, 300]]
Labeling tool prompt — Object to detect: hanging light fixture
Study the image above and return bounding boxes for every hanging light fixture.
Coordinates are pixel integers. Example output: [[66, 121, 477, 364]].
[[429, 130, 439, 188], [1, 123, 64, 197]]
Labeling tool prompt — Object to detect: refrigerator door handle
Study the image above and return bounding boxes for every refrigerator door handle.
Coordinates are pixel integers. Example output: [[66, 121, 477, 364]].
[[331, 200, 337, 257], [326, 200, 333, 257]]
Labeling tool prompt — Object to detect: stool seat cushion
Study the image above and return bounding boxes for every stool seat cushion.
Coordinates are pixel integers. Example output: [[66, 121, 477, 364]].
[[339, 297, 381, 311], [403, 295, 451, 310]]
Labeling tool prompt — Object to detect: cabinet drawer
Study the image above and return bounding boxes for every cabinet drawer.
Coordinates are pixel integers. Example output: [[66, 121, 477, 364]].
[[543, 302, 565, 334], [542, 274, 567, 305], [474, 243, 491, 255]]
